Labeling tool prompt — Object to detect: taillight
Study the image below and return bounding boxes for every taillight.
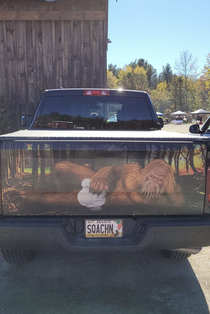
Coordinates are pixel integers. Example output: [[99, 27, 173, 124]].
[[83, 90, 110, 96]]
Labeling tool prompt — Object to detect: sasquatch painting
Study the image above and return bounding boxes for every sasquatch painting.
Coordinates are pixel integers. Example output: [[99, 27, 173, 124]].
[[1, 141, 206, 215], [52, 159, 183, 208]]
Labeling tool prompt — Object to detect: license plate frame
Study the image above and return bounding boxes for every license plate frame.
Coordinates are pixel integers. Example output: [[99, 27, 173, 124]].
[[85, 220, 123, 238]]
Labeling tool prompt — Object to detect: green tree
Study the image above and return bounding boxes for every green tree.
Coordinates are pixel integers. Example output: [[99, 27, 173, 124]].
[[108, 64, 121, 78], [159, 63, 173, 86], [168, 75, 185, 111], [187, 77, 198, 112], [137, 58, 149, 70], [129, 59, 138, 69], [146, 64, 157, 89]]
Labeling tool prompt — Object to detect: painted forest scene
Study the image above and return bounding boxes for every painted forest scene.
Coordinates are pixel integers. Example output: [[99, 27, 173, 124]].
[[1, 141, 206, 216]]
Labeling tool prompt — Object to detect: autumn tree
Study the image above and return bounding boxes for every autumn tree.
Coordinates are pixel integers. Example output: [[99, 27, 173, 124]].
[[118, 65, 148, 91], [195, 76, 210, 109], [128, 59, 157, 89], [203, 53, 210, 89], [107, 70, 118, 89], [150, 81, 170, 113], [107, 55, 210, 114]]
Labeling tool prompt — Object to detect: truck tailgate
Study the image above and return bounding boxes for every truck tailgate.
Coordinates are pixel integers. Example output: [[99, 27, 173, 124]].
[[0, 137, 206, 216]]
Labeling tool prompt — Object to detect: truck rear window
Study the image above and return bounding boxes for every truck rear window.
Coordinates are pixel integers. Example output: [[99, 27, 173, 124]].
[[32, 96, 156, 130]]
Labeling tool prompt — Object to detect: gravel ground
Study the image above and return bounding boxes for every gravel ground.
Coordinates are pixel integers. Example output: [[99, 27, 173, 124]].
[[163, 123, 193, 134], [0, 248, 210, 314]]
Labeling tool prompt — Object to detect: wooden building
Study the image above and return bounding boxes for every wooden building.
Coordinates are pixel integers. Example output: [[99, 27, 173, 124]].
[[0, 0, 108, 127]]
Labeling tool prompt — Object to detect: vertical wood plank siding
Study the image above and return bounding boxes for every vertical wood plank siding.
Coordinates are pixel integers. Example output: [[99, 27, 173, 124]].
[[0, 0, 108, 128]]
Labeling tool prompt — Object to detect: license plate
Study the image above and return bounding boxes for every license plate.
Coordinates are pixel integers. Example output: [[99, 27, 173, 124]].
[[85, 220, 123, 238]]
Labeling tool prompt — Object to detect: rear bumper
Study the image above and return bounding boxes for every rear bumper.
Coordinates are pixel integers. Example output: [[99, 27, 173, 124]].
[[0, 216, 210, 252]]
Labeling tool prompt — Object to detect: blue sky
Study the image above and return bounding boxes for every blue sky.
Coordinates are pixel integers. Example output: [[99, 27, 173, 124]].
[[107, 0, 210, 75]]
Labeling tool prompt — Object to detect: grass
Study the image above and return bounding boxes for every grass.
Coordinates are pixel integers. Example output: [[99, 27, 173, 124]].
[[20, 167, 51, 175]]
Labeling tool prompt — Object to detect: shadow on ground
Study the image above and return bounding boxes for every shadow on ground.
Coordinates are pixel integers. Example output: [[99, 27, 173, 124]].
[[0, 250, 208, 314]]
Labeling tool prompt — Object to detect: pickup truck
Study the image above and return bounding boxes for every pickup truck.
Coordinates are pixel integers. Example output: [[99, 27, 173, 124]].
[[1, 88, 210, 264]]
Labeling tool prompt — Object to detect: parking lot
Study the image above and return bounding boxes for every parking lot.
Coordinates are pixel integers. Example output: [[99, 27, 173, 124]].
[[1, 122, 210, 314], [0, 248, 210, 314], [163, 122, 192, 133]]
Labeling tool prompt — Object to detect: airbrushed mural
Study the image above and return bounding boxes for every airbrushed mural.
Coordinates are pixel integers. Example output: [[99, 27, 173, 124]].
[[1, 141, 206, 215]]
